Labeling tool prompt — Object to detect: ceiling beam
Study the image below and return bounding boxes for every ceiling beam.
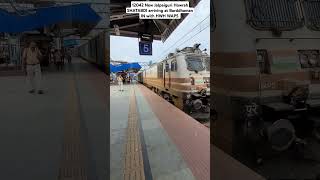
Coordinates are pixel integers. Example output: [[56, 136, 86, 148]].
[[110, 14, 139, 21], [154, 20, 169, 29], [14, 0, 109, 5], [110, 30, 161, 40], [117, 22, 143, 30]]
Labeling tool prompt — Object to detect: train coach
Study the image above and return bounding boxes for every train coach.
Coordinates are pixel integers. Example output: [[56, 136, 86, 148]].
[[137, 44, 210, 120], [78, 31, 107, 72]]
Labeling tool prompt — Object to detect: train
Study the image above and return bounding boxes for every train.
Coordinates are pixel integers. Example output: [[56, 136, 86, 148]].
[[212, 0, 320, 174], [137, 43, 210, 121], [78, 31, 108, 72]]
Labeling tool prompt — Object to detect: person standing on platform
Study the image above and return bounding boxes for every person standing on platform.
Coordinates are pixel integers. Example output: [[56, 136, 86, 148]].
[[117, 75, 123, 91], [122, 74, 126, 85], [67, 49, 72, 64], [61, 48, 65, 65], [22, 41, 44, 94], [54, 49, 63, 70], [49, 48, 54, 65], [60, 49, 65, 69]]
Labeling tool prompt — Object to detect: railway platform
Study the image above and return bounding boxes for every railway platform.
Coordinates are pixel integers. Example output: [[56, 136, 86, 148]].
[[111, 83, 264, 180], [0, 56, 266, 180], [111, 83, 210, 180], [0, 57, 108, 180]]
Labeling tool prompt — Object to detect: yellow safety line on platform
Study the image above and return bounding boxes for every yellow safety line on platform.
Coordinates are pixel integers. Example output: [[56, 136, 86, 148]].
[[58, 75, 88, 180], [123, 88, 146, 180]]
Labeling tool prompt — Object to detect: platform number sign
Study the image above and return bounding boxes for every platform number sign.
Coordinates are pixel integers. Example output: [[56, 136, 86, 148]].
[[139, 41, 152, 55]]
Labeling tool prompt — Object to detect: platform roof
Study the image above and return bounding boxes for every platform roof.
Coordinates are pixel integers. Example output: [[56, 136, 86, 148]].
[[110, 0, 201, 42], [0, 4, 101, 36], [0, 1, 108, 45], [110, 62, 142, 73]]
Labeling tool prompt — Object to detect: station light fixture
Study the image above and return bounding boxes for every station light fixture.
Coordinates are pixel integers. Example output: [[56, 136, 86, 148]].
[[113, 25, 120, 36], [138, 32, 153, 43]]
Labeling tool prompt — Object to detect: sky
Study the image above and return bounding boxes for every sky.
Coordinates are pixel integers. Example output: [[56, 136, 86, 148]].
[[110, 0, 210, 63]]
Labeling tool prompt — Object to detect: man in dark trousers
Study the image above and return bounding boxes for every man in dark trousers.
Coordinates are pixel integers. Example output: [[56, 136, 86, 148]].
[[22, 41, 44, 94]]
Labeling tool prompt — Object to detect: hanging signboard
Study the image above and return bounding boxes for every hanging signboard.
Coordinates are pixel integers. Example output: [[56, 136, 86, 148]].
[[139, 41, 152, 55]]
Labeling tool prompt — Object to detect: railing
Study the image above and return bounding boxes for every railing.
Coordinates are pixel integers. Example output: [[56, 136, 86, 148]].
[[244, 0, 304, 31], [303, 0, 320, 31]]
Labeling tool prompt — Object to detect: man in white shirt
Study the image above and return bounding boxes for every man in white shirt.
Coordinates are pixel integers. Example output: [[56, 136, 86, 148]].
[[22, 41, 44, 94], [117, 75, 123, 91]]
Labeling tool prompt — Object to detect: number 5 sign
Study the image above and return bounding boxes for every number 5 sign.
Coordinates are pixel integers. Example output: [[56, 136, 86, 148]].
[[139, 41, 152, 55]]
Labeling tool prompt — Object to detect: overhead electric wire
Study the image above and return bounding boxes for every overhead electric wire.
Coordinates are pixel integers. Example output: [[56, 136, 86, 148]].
[[175, 24, 210, 50], [162, 24, 210, 60], [154, 15, 210, 61]]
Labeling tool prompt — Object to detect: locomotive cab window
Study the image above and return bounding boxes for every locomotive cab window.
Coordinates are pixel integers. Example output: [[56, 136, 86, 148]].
[[171, 60, 177, 71], [186, 56, 205, 72], [298, 50, 320, 68], [257, 50, 271, 74]]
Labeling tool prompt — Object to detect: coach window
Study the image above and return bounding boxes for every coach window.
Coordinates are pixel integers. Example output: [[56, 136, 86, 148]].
[[171, 60, 177, 71], [158, 64, 163, 78], [257, 49, 271, 74]]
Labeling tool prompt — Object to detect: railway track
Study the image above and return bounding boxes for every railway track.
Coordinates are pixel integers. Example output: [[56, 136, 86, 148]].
[[143, 84, 211, 127]]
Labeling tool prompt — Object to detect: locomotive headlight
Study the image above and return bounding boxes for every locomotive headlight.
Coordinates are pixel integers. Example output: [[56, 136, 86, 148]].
[[300, 55, 309, 68], [203, 77, 209, 83], [309, 58, 317, 67]]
